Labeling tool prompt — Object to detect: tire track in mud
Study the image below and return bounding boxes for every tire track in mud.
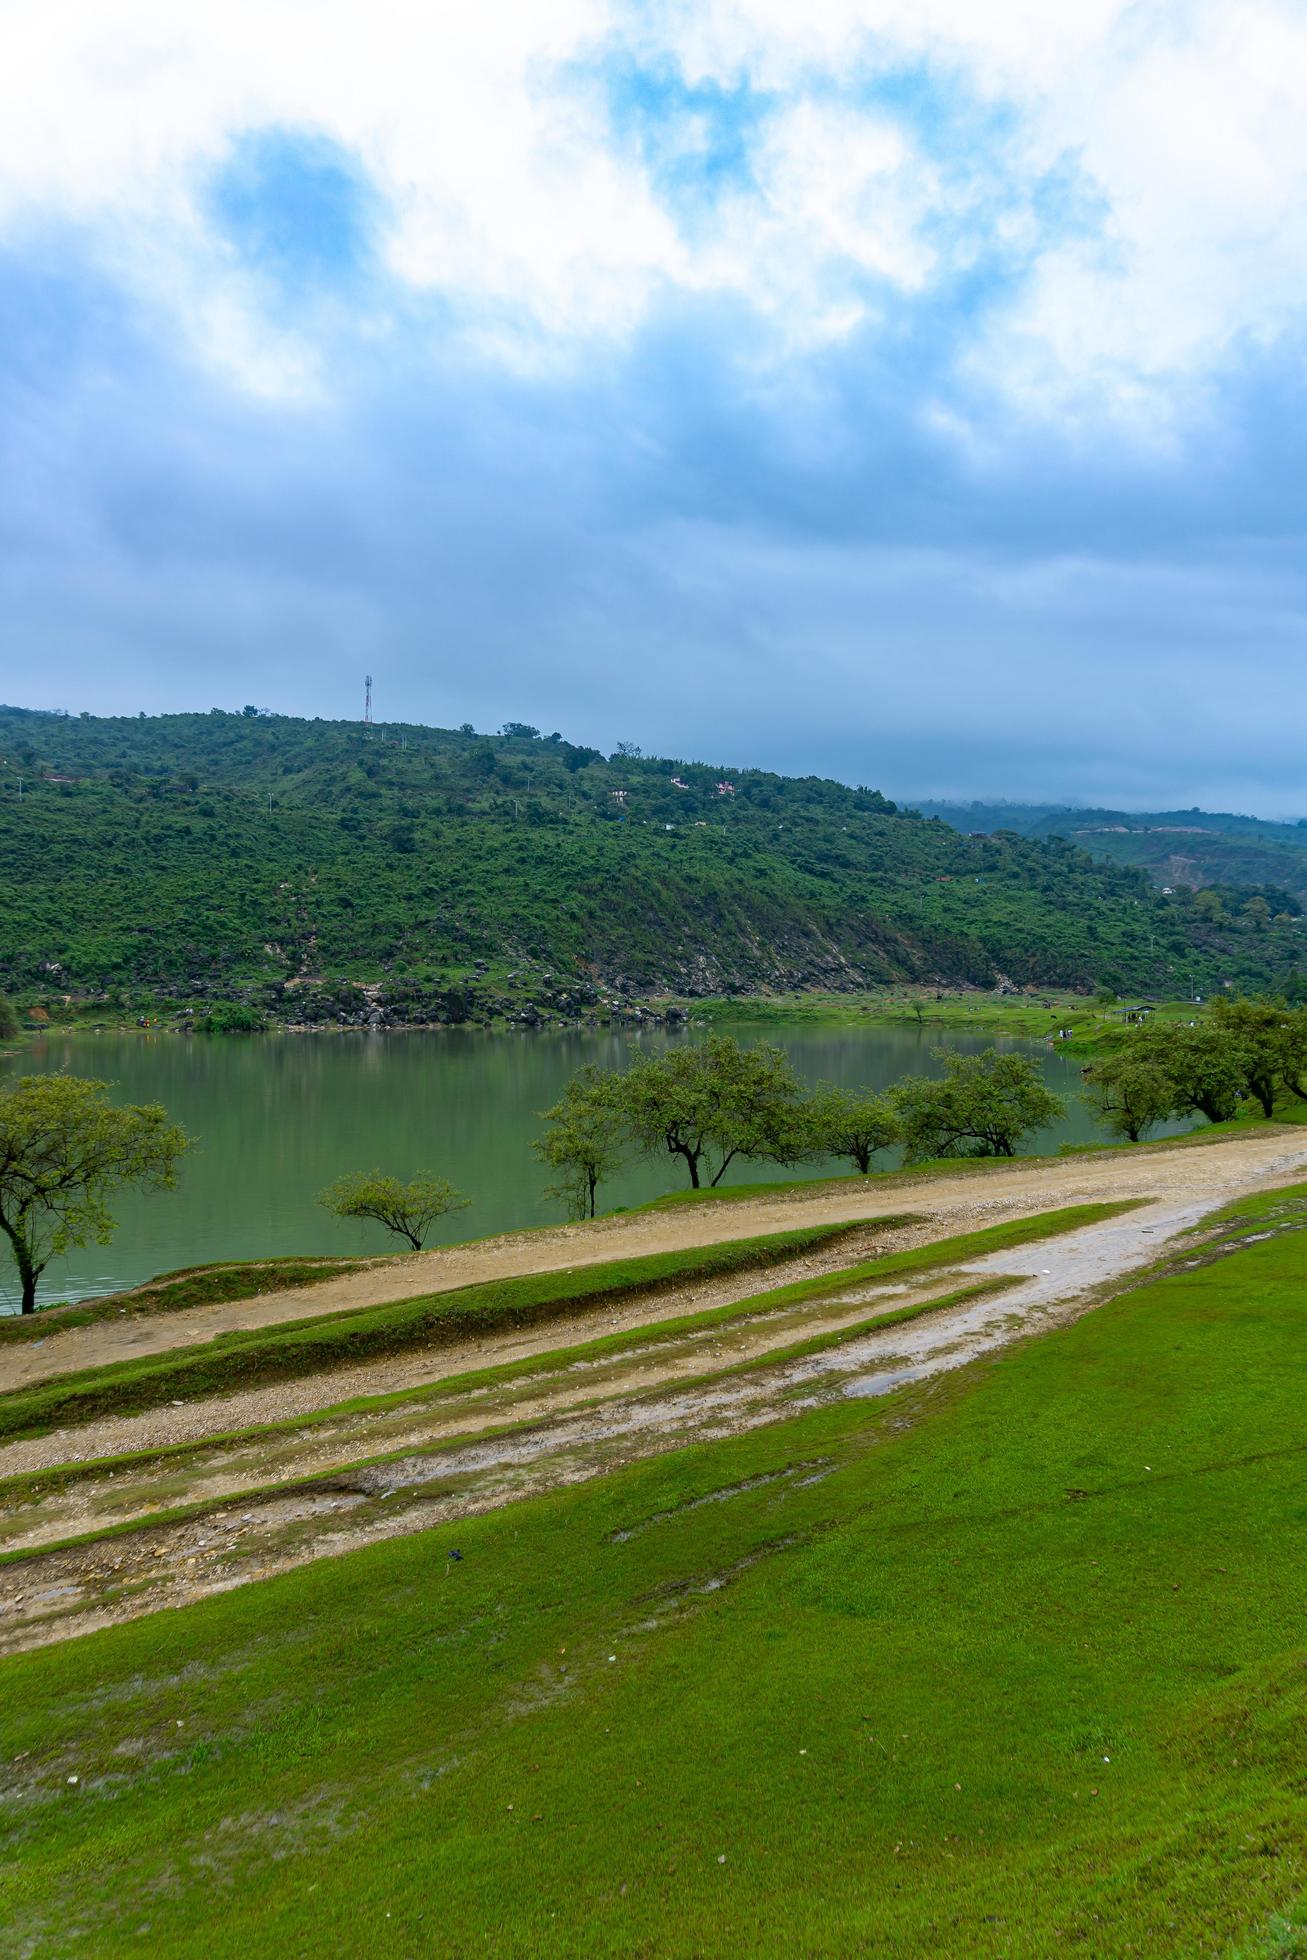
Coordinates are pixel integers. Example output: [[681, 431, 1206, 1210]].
[[7, 1128, 1306, 1391], [2, 1168, 1295, 1656]]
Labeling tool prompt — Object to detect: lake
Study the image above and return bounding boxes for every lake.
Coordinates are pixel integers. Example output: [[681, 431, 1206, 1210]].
[[0, 1023, 1181, 1310]]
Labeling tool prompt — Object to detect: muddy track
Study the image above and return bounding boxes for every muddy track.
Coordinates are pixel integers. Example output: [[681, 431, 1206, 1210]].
[[2, 1146, 1303, 1655], [6, 1129, 1306, 1396], [0, 1219, 919, 1478]]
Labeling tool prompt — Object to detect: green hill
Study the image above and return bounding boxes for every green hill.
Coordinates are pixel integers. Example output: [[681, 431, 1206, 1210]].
[[1, 706, 1302, 1024], [919, 798, 1307, 911]]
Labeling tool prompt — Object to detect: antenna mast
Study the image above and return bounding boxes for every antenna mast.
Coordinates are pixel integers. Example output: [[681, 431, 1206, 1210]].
[[364, 674, 373, 726]]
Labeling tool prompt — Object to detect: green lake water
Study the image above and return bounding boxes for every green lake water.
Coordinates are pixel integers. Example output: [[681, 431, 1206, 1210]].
[[1, 1025, 1186, 1310]]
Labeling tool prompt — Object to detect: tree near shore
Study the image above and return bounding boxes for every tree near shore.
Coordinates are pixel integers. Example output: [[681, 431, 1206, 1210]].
[[1209, 997, 1307, 1118], [1136, 1023, 1244, 1125], [617, 1035, 810, 1188], [1082, 1053, 1176, 1143], [534, 1066, 628, 1219], [0, 1074, 190, 1314], [891, 1050, 1065, 1161], [804, 1083, 901, 1174], [0, 996, 19, 1042], [319, 1171, 468, 1250]]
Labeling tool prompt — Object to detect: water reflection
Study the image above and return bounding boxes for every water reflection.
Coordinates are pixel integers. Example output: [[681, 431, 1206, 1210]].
[[0, 1023, 1179, 1309]]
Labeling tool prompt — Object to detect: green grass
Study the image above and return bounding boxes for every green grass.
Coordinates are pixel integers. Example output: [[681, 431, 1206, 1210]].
[[0, 1222, 878, 1445], [2, 1187, 1306, 1953], [0, 1257, 374, 1345], [694, 986, 1215, 1049], [1211, 1181, 1307, 1227]]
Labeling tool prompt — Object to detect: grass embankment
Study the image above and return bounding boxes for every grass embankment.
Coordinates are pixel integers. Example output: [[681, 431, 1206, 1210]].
[[0, 1204, 1121, 1513], [695, 986, 1210, 1051], [0, 1258, 375, 1345], [0, 1222, 880, 1446], [0, 1275, 1022, 1572], [3, 1193, 1306, 1953]]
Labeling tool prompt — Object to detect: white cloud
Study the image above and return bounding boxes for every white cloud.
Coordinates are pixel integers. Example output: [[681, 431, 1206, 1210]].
[[3, 0, 1307, 417]]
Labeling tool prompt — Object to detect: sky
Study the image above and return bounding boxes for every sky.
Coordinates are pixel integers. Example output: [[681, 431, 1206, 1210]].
[[2, 3, 1307, 813]]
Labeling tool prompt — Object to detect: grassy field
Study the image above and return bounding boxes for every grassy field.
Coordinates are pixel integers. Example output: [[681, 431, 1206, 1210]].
[[696, 986, 1214, 1051], [2, 1188, 1305, 1953]]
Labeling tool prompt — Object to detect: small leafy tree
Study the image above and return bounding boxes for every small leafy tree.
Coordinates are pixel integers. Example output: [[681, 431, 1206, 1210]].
[[0, 995, 19, 1041], [891, 1050, 1065, 1161], [804, 1083, 900, 1174], [1082, 1053, 1176, 1143], [319, 1171, 468, 1250], [195, 1001, 264, 1034], [534, 1067, 628, 1219], [0, 1075, 191, 1313], [616, 1035, 809, 1188]]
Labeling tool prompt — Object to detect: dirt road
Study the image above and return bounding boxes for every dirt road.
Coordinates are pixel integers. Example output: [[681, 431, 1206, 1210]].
[[6, 1128, 1306, 1394], [0, 1168, 1289, 1654]]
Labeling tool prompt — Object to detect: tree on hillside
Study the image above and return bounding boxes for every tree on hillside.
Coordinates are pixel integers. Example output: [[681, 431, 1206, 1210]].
[[534, 1066, 628, 1219], [0, 1075, 190, 1313], [616, 1035, 810, 1188], [804, 1083, 901, 1175], [1082, 1053, 1176, 1143], [891, 1051, 1065, 1161], [0, 996, 19, 1041], [319, 1171, 468, 1250]]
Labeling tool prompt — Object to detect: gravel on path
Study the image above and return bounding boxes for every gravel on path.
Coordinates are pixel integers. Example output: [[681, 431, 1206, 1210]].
[[5, 1128, 1305, 1396]]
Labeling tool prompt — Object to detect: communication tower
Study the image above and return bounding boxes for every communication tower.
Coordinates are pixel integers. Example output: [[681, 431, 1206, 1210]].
[[364, 675, 373, 726]]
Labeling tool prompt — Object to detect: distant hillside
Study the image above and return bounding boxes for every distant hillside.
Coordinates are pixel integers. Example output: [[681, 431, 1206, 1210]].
[[1, 707, 1302, 1023], [917, 799, 1307, 912]]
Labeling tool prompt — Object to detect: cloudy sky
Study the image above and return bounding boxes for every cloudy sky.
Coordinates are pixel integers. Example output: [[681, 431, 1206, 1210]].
[[3, 2, 1306, 811]]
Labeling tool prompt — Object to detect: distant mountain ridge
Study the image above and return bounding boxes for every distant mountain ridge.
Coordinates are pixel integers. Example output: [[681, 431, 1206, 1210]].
[[0, 706, 1301, 1022], [915, 800, 1307, 911]]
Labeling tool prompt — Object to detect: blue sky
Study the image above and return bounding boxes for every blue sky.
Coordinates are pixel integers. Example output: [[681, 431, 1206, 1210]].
[[3, 2, 1307, 811]]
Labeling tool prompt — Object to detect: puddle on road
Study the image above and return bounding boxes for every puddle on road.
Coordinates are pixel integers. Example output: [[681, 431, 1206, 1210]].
[[845, 1364, 926, 1399]]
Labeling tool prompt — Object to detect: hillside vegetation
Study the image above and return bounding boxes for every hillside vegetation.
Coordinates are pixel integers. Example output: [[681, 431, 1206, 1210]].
[[922, 797, 1307, 916], [2, 706, 1302, 1024]]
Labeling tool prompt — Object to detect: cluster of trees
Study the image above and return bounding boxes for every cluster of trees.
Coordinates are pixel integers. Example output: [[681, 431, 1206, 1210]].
[[9, 1006, 1307, 1311], [1083, 997, 1307, 1141], [534, 1035, 1066, 1217]]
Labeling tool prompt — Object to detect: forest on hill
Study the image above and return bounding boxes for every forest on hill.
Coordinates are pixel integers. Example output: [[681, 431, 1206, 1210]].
[[1, 706, 1302, 1025], [919, 797, 1307, 909]]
